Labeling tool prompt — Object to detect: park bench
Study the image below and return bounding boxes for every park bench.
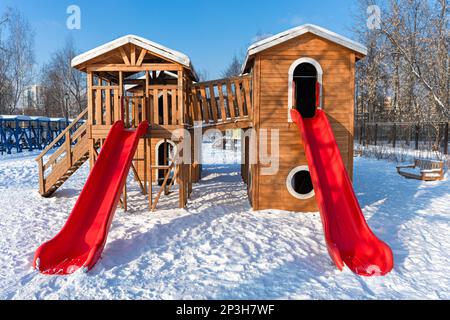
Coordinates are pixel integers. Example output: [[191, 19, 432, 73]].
[[396, 158, 445, 181]]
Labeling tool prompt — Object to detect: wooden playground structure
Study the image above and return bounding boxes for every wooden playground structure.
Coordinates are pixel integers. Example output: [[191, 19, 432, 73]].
[[36, 24, 367, 213]]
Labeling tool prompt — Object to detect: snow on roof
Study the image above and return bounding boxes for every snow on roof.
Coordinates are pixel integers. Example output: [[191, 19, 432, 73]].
[[71, 34, 198, 80], [50, 118, 69, 122], [241, 24, 368, 73], [0, 115, 32, 121], [29, 116, 51, 121]]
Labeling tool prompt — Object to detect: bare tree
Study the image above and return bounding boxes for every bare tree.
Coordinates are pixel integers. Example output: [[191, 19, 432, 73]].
[[0, 7, 35, 114], [354, 0, 449, 122], [195, 68, 209, 82], [221, 54, 243, 78], [40, 37, 86, 118]]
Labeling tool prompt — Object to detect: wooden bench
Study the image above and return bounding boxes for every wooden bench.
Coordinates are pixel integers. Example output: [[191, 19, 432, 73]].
[[397, 159, 445, 181]]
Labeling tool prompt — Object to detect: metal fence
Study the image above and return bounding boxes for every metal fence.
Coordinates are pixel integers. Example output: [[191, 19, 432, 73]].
[[0, 116, 81, 155], [355, 121, 449, 155]]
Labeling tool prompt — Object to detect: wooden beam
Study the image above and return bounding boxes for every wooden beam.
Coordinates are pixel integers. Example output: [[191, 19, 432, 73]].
[[87, 72, 94, 125], [191, 74, 252, 88], [136, 49, 147, 66], [131, 162, 146, 195], [119, 47, 131, 66], [130, 45, 136, 66], [151, 161, 175, 211], [178, 68, 184, 125], [87, 63, 180, 72]]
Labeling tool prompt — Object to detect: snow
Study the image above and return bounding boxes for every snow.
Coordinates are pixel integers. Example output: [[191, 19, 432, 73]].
[[0, 144, 449, 300]]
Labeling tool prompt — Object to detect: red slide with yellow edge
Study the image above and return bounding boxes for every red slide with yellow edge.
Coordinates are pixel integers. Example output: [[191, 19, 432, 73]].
[[290, 109, 393, 276], [33, 120, 148, 275]]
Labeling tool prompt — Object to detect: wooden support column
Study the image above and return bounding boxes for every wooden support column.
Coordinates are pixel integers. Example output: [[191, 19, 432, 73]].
[[65, 131, 72, 167], [148, 138, 153, 210], [123, 181, 128, 212], [143, 137, 148, 194], [188, 163, 193, 197], [178, 141, 186, 209], [119, 71, 124, 122], [178, 67, 184, 125], [87, 71, 96, 171], [38, 157, 45, 195]]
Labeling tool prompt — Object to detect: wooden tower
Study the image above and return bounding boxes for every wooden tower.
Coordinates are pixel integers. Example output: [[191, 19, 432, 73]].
[[241, 24, 367, 212]]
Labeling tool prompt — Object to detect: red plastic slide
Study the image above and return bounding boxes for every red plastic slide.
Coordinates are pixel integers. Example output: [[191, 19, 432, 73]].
[[33, 120, 148, 275], [290, 109, 393, 276]]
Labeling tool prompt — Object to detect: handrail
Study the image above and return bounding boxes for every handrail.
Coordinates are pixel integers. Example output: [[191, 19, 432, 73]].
[[35, 108, 88, 161], [188, 74, 253, 126], [191, 74, 252, 87]]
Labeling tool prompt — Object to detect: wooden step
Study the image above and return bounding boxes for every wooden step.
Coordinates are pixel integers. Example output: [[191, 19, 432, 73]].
[[41, 153, 89, 197], [40, 135, 91, 197]]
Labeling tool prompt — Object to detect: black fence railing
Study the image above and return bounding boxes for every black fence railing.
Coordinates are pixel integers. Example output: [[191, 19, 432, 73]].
[[355, 121, 449, 155]]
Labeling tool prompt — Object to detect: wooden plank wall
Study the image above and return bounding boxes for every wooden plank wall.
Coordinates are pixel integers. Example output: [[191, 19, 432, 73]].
[[253, 33, 356, 212]]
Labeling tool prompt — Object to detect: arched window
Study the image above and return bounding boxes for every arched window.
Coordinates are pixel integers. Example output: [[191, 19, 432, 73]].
[[288, 57, 323, 121]]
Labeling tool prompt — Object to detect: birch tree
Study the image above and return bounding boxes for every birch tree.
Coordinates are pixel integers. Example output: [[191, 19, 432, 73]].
[[0, 8, 35, 114]]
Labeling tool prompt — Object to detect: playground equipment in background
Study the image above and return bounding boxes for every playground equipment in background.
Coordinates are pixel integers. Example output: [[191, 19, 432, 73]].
[[212, 130, 241, 150], [34, 24, 393, 276], [0, 115, 80, 155], [397, 158, 445, 181]]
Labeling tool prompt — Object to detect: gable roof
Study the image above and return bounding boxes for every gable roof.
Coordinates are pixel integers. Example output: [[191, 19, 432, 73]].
[[242, 24, 367, 73], [71, 34, 198, 80]]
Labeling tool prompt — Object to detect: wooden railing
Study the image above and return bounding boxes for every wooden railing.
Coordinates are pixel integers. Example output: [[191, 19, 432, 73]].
[[91, 86, 121, 126], [36, 108, 88, 196], [124, 86, 181, 127], [188, 74, 252, 127]]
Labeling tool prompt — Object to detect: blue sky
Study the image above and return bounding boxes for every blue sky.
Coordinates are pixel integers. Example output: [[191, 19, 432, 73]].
[[0, 0, 360, 78]]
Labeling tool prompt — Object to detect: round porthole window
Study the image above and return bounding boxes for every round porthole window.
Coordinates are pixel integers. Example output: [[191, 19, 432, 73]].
[[286, 166, 315, 200]]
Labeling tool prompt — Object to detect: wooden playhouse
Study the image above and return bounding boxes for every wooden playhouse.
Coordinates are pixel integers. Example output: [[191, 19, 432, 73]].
[[241, 24, 367, 212], [36, 24, 367, 213]]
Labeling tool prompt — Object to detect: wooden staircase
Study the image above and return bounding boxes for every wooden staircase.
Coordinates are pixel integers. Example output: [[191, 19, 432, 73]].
[[36, 109, 90, 197]]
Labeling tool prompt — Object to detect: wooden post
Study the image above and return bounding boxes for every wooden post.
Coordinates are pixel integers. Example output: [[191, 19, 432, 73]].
[[163, 139, 167, 186], [123, 182, 128, 212], [188, 164, 193, 197], [119, 71, 124, 122], [38, 157, 45, 195], [148, 137, 153, 211], [65, 131, 72, 167], [87, 72, 94, 125], [87, 72, 95, 171], [143, 137, 148, 195], [178, 140, 185, 208], [152, 161, 175, 212]]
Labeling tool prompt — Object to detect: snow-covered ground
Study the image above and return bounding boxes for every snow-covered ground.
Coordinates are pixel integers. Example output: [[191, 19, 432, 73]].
[[0, 143, 449, 300]]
